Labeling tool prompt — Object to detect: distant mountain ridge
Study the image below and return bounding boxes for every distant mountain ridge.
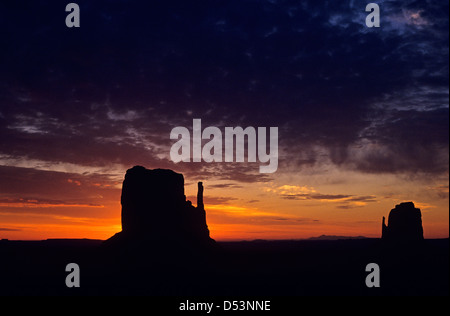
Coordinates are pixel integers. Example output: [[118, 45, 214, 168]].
[[308, 235, 368, 240]]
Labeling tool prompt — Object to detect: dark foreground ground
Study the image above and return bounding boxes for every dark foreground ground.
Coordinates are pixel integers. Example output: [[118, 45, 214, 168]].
[[0, 238, 448, 296]]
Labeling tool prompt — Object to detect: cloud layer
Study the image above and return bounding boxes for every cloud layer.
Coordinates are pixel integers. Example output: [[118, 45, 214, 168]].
[[1, 0, 448, 180]]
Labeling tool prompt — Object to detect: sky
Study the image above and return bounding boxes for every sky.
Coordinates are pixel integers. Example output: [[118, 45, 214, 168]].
[[0, 0, 448, 240]]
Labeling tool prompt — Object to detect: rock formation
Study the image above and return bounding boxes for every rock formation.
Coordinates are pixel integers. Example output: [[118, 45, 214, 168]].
[[107, 166, 214, 247], [382, 202, 424, 241]]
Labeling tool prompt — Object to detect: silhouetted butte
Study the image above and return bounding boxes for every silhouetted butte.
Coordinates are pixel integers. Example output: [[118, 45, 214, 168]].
[[382, 202, 424, 242], [106, 166, 214, 247]]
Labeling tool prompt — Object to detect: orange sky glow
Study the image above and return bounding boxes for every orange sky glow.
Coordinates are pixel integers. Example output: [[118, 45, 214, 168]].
[[0, 163, 448, 241]]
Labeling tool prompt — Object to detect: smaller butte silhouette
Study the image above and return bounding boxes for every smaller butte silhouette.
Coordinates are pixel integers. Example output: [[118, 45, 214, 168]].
[[107, 166, 215, 247], [382, 202, 424, 242]]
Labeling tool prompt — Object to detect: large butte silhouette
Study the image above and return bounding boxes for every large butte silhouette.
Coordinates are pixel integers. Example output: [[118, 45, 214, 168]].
[[382, 202, 424, 241], [106, 166, 215, 247]]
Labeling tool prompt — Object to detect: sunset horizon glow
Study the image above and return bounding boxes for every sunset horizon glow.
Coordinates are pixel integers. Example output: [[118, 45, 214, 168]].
[[0, 163, 448, 241]]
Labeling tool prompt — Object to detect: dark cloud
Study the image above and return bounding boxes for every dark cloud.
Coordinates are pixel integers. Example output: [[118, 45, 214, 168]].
[[431, 185, 449, 200], [280, 190, 378, 207], [282, 193, 351, 201], [0, 165, 121, 206], [336, 205, 364, 210], [345, 108, 449, 174], [0, 228, 22, 232], [208, 183, 244, 189], [0, 197, 102, 207], [0, 0, 447, 179], [346, 196, 378, 203], [186, 195, 238, 205], [180, 163, 272, 183]]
